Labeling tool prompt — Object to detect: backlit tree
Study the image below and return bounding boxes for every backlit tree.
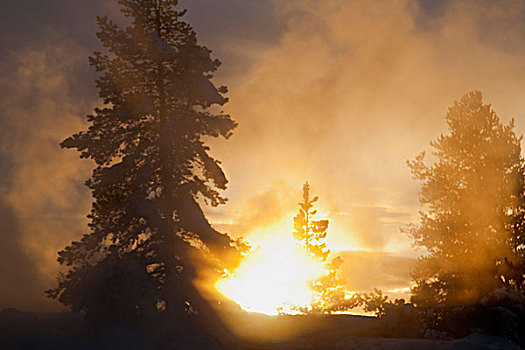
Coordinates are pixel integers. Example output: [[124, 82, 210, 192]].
[[291, 182, 358, 314], [407, 91, 525, 309], [293, 182, 330, 260], [47, 0, 239, 343]]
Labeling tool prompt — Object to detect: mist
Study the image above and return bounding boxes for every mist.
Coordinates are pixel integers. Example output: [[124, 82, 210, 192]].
[[205, 0, 525, 255], [2, 0, 525, 311], [0, 40, 94, 311]]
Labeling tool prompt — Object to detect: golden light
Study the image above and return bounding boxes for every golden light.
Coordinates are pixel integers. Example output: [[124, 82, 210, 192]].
[[215, 214, 327, 315]]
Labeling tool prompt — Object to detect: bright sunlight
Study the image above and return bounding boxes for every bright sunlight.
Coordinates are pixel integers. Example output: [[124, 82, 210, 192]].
[[214, 183, 358, 315], [215, 217, 326, 315]]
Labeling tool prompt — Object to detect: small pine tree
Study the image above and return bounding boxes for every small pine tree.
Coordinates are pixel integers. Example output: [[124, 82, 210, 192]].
[[291, 182, 358, 314], [293, 182, 330, 260]]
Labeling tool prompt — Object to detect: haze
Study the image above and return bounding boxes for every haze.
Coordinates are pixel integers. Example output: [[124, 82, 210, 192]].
[[1, 0, 525, 312]]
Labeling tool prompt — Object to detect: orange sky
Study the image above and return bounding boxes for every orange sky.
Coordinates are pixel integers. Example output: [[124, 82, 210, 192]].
[[202, 0, 525, 254]]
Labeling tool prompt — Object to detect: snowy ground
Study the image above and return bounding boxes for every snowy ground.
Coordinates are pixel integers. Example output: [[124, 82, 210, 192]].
[[0, 309, 520, 349], [278, 333, 519, 350]]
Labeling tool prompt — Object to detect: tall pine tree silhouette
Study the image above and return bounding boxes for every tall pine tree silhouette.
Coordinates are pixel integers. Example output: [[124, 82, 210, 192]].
[[47, 0, 238, 343]]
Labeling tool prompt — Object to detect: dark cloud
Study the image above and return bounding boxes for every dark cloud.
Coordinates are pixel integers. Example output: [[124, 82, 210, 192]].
[[0, 0, 106, 55], [181, 0, 285, 81], [182, 0, 283, 45]]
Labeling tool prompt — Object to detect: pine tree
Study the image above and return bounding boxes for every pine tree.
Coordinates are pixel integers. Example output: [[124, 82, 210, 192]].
[[407, 91, 525, 309], [47, 0, 238, 341], [291, 182, 357, 314], [293, 182, 330, 260]]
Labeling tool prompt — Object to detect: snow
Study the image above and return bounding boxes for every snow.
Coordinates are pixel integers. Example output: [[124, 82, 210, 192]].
[[324, 333, 518, 349]]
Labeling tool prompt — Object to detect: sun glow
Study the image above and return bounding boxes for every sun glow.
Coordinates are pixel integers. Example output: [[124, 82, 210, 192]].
[[215, 216, 327, 315]]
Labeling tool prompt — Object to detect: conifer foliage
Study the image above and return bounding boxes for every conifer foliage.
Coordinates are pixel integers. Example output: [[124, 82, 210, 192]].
[[407, 91, 525, 308], [47, 0, 238, 333], [291, 182, 357, 314], [293, 182, 330, 261]]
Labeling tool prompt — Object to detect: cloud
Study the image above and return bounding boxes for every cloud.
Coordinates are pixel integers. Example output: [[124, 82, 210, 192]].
[[174, 0, 286, 84]]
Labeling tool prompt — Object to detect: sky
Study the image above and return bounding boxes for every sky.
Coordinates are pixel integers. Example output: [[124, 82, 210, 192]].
[[1, 0, 525, 312]]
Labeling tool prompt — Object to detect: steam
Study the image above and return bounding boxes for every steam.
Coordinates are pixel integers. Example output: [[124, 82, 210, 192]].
[[3, 0, 525, 310], [0, 39, 94, 311], [206, 0, 525, 254]]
